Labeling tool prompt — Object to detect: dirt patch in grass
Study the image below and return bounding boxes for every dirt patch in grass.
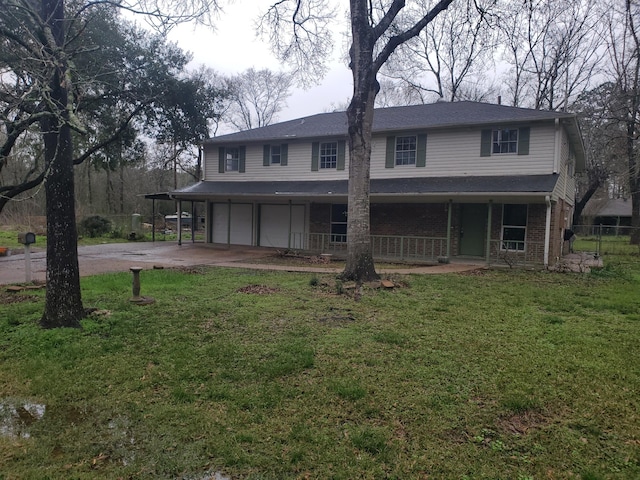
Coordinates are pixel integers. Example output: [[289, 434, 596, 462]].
[[496, 410, 549, 436], [0, 291, 39, 305], [236, 284, 281, 295]]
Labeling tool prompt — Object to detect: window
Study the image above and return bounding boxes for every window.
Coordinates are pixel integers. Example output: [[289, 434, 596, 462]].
[[492, 128, 518, 154], [226, 147, 239, 171], [501, 204, 527, 251], [270, 145, 281, 164], [263, 144, 288, 166], [320, 142, 338, 169], [395, 136, 417, 165], [331, 204, 347, 243]]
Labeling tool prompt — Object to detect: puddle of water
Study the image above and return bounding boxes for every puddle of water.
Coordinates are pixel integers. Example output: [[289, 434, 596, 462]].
[[0, 400, 46, 439]]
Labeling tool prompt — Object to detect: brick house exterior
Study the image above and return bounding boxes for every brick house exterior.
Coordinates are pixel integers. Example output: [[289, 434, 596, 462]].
[[163, 101, 585, 268]]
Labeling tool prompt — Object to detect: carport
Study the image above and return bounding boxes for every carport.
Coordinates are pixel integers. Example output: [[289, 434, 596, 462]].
[[143, 192, 205, 244]]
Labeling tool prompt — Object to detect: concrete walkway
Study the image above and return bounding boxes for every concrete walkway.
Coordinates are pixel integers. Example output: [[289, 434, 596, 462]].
[[0, 242, 483, 285]]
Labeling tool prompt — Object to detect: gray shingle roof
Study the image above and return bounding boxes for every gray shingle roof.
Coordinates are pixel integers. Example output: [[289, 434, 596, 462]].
[[204, 101, 577, 145], [170, 174, 559, 199]]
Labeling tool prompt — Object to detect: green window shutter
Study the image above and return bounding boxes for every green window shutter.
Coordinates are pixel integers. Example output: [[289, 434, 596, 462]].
[[518, 127, 530, 155], [385, 136, 395, 168], [337, 140, 346, 170], [311, 142, 319, 171], [218, 147, 225, 173], [263, 145, 270, 166], [480, 129, 492, 157], [416, 133, 427, 167], [281, 144, 288, 166], [239, 146, 246, 173]]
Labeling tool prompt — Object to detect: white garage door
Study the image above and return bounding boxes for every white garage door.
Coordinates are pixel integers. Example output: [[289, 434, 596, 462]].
[[259, 205, 305, 248], [211, 203, 253, 245]]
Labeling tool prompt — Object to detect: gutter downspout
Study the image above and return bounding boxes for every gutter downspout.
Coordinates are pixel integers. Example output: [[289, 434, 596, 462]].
[[544, 195, 552, 268], [554, 118, 561, 174]]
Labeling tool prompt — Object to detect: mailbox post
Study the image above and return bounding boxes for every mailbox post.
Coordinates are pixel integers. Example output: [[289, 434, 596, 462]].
[[18, 232, 36, 283]]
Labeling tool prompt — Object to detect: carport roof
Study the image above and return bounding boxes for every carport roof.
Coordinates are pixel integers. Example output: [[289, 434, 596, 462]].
[[166, 174, 559, 200]]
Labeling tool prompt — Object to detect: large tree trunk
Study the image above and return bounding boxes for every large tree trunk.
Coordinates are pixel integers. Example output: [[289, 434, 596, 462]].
[[340, 0, 379, 282], [40, 0, 84, 329]]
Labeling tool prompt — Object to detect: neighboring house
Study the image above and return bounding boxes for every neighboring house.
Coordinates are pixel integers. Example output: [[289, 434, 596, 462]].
[[166, 101, 585, 267], [582, 197, 632, 235]]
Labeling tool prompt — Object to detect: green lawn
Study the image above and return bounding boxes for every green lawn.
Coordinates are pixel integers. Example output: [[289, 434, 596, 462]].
[[1, 262, 639, 479]]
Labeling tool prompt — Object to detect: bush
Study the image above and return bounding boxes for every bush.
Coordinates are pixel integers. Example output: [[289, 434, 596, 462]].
[[80, 215, 112, 238]]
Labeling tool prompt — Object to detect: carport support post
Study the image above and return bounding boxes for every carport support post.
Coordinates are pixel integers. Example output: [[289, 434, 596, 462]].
[[151, 199, 156, 242], [485, 200, 493, 265], [191, 200, 195, 243], [446, 200, 452, 258], [177, 201, 182, 246]]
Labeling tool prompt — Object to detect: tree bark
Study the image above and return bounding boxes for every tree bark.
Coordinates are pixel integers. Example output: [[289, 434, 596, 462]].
[[340, 0, 380, 282], [39, 0, 84, 329]]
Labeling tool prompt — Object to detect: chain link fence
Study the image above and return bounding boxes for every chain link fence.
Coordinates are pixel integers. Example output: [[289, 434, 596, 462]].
[[572, 225, 640, 257]]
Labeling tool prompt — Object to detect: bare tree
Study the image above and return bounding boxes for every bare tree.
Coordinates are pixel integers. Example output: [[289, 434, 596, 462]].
[[600, 0, 640, 242], [497, 0, 604, 110], [224, 68, 295, 131], [381, 0, 498, 103], [262, 0, 461, 282]]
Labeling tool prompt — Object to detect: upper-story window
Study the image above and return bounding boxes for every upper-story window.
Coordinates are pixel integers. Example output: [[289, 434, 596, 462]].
[[320, 142, 338, 169], [493, 128, 518, 154], [225, 147, 239, 171], [311, 140, 345, 171], [270, 145, 281, 164], [218, 146, 246, 173], [481, 127, 530, 157], [395, 136, 417, 165], [385, 133, 427, 168], [263, 144, 288, 166]]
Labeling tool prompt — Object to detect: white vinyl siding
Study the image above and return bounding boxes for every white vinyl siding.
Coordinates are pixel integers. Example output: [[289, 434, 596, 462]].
[[203, 142, 349, 182], [551, 129, 576, 206], [202, 122, 557, 181], [371, 125, 556, 178]]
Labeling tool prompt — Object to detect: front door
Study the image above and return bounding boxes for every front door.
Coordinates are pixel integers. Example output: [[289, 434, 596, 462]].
[[460, 204, 487, 256]]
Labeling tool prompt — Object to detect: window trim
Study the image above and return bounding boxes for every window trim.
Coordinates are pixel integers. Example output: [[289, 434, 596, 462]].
[[330, 203, 348, 243], [492, 128, 519, 154], [500, 204, 528, 252], [481, 127, 530, 157], [311, 140, 345, 171], [218, 146, 246, 173], [395, 135, 417, 166], [386, 133, 427, 168], [320, 141, 338, 169], [225, 147, 240, 172]]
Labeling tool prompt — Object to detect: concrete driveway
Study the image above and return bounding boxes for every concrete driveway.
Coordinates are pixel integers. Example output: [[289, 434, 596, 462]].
[[0, 242, 274, 285], [0, 241, 482, 286]]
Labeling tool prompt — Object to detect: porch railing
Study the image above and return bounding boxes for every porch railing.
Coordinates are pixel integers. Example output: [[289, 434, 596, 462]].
[[292, 232, 546, 266], [297, 233, 449, 262]]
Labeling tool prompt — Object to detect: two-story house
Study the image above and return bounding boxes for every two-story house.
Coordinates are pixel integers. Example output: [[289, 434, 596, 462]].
[[167, 101, 585, 267]]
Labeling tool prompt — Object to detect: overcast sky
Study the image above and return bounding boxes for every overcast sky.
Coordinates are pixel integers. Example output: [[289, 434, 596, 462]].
[[168, 2, 353, 123]]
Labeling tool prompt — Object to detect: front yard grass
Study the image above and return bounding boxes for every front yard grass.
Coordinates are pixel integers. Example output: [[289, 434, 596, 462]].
[[1, 262, 639, 479]]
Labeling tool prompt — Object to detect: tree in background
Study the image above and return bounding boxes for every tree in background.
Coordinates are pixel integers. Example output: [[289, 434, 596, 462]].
[[0, 0, 223, 328], [381, 0, 498, 103], [222, 68, 295, 131], [600, 0, 640, 242], [497, 0, 603, 110]]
